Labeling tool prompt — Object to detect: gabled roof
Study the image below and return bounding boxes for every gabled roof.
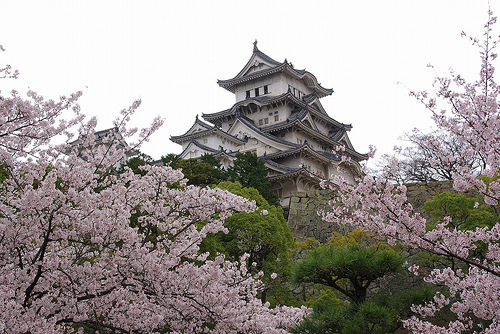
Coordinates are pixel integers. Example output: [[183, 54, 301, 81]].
[[202, 91, 352, 134], [217, 41, 333, 98], [226, 113, 299, 150], [259, 107, 364, 158], [231, 40, 282, 79], [264, 158, 302, 174], [202, 91, 298, 122], [301, 106, 352, 131], [170, 118, 245, 146], [178, 140, 239, 162], [264, 143, 365, 180], [178, 140, 220, 159], [302, 92, 328, 115], [169, 115, 212, 138], [264, 159, 323, 183], [264, 142, 342, 164]]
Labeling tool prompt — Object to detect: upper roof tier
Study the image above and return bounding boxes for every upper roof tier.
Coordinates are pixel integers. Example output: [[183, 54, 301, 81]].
[[217, 41, 333, 99]]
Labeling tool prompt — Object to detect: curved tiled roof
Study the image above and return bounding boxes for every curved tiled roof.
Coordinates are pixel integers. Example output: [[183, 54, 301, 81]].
[[264, 142, 342, 163], [168, 115, 213, 139], [217, 45, 333, 98], [259, 112, 366, 161], [203, 92, 352, 134], [218, 63, 333, 98], [329, 127, 347, 142], [228, 113, 300, 149], [192, 115, 213, 131], [170, 126, 245, 145], [263, 158, 322, 182], [263, 158, 302, 173], [267, 164, 323, 183], [252, 42, 282, 66], [202, 92, 300, 122], [180, 140, 218, 155]]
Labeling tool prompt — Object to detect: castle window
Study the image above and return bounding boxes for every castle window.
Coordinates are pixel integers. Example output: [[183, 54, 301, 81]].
[[259, 119, 263, 126], [264, 118, 269, 124], [274, 111, 279, 121], [255, 88, 260, 97], [263, 85, 269, 94], [246, 90, 251, 99]]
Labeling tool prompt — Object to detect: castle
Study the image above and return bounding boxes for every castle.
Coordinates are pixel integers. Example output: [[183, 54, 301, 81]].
[[171, 41, 366, 207]]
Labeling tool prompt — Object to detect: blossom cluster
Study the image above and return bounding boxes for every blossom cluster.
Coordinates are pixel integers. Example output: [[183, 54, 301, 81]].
[[0, 56, 308, 332], [323, 11, 500, 333]]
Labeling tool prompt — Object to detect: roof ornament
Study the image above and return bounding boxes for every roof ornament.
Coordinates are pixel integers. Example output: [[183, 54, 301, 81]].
[[253, 39, 259, 52]]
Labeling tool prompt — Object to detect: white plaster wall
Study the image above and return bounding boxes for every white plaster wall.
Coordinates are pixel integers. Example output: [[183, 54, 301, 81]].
[[245, 105, 285, 127], [234, 73, 281, 102], [277, 74, 313, 98], [290, 132, 308, 146], [314, 121, 331, 137]]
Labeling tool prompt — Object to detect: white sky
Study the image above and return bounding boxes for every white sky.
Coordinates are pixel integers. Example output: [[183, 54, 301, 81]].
[[0, 1, 498, 164]]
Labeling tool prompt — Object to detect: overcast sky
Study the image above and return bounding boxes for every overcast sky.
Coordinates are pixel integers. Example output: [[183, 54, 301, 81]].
[[0, 1, 498, 164]]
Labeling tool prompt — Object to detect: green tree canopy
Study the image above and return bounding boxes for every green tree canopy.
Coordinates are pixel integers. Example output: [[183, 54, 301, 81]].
[[173, 158, 221, 187], [294, 231, 405, 305], [201, 181, 295, 303], [118, 153, 155, 175], [423, 191, 498, 231], [227, 151, 279, 206], [160, 153, 226, 187], [292, 231, 429, 334], [160, 153, 181, 168]]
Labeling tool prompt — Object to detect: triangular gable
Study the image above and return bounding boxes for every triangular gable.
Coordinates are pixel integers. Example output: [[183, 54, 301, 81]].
[[178, 140, 217, 160], [227, 118, 296, 152], [171, 123, 245, 148], [184, 116, 213, 136], [170, 116, 213, 142], [232, 42, 282, 80], [213, 150, 236, 170], [300, 111, 320, 132], [305, 95, 328, 115]]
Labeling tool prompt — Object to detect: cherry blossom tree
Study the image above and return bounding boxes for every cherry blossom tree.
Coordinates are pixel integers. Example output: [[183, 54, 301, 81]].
[[0, 48, 308, 333], [375, 129, 486, 184], [322, 11, 500, 333]]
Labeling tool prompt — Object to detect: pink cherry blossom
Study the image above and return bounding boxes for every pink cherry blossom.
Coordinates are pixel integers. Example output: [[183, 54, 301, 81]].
[[0, 51, 308, 332], [323, 11, 500, 333]]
